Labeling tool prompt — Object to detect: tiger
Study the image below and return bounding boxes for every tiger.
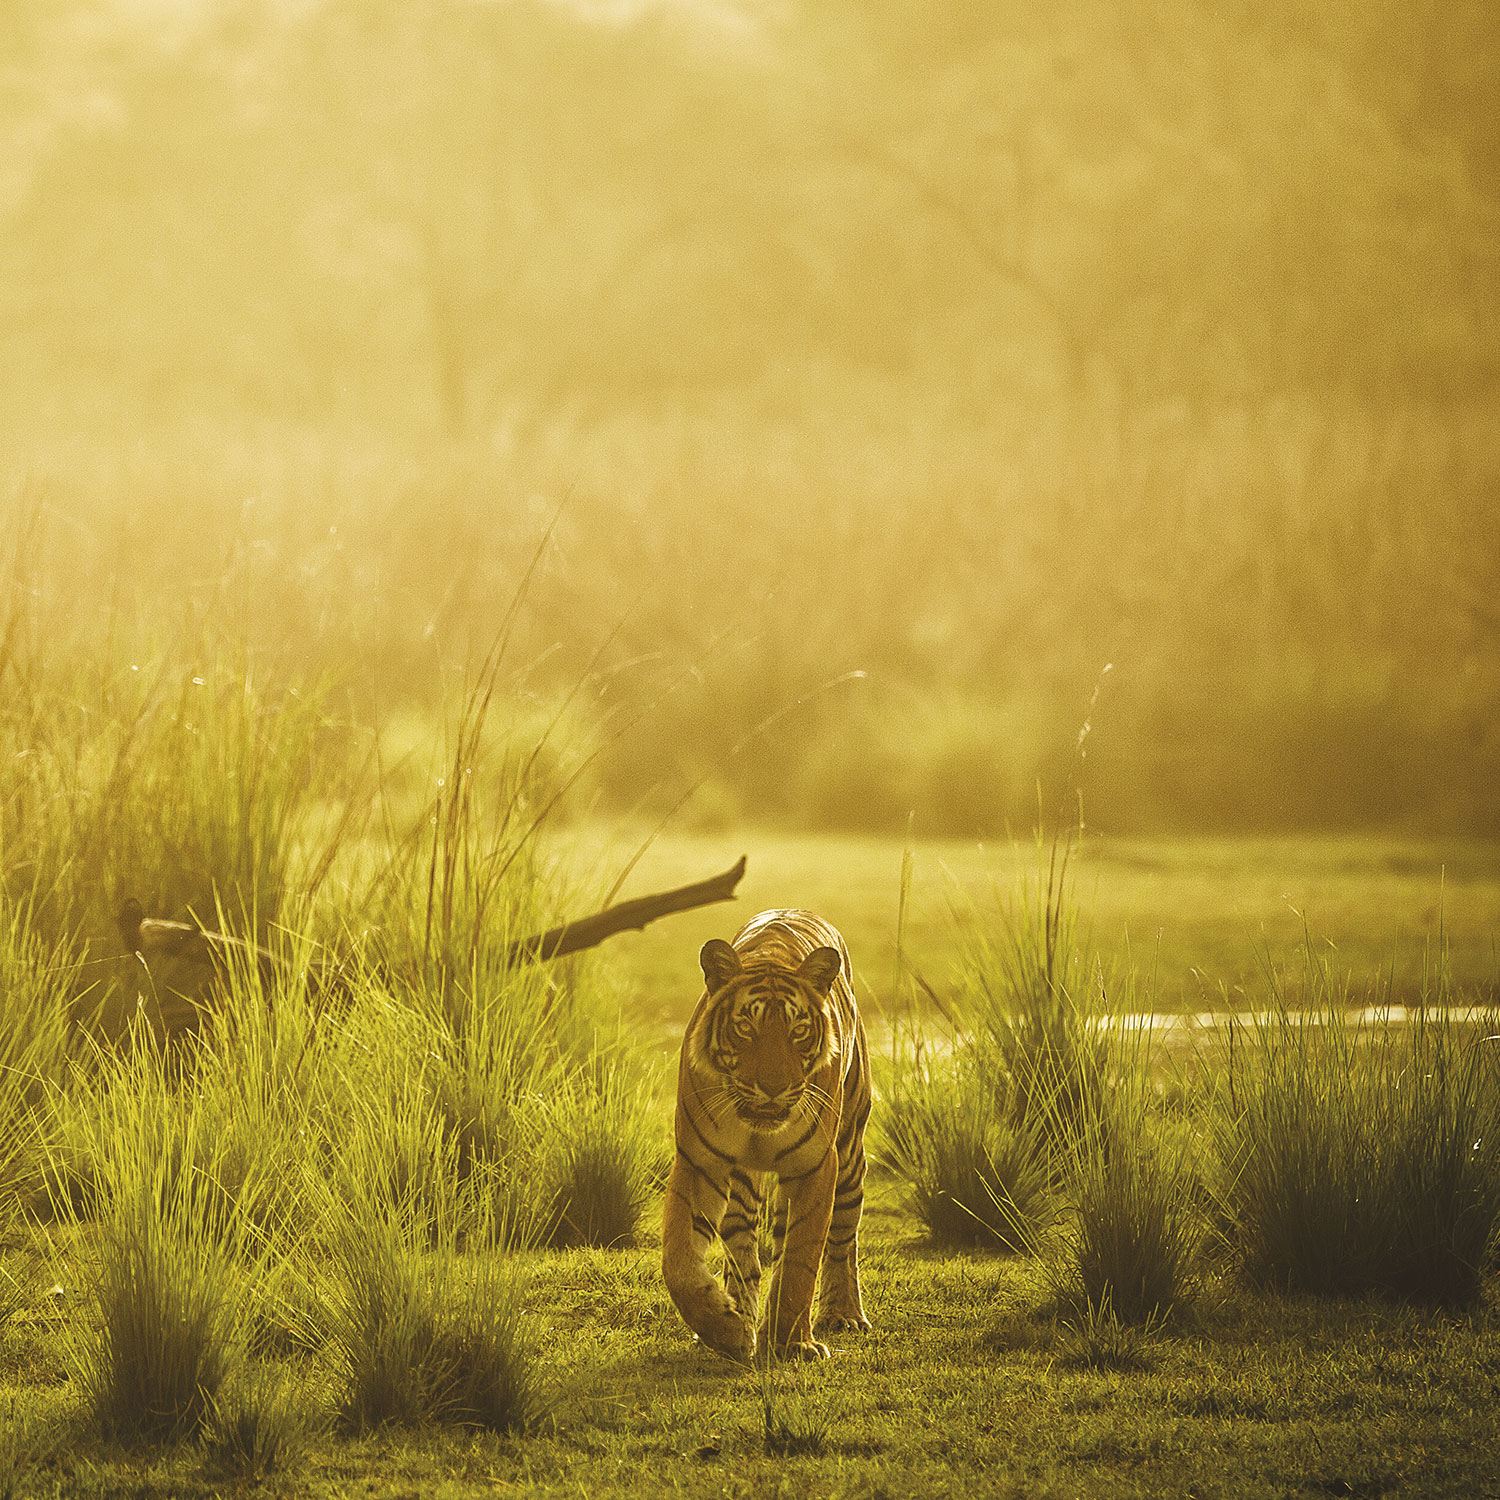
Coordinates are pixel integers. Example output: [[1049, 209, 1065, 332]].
[[662, 908, 872, 1361]]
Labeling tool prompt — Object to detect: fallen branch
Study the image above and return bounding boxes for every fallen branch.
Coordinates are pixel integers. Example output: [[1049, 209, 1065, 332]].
[[118, 855, 749, 991], [501, 855, 748, 965]]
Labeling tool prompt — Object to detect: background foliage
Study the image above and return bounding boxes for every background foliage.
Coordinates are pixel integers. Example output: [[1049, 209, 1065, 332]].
[[3, 0, 1497, 835]]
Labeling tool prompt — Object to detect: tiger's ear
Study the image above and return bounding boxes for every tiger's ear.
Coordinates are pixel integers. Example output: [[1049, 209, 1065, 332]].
[[797, 945, 842, 995], [700, 938, 742, 994]]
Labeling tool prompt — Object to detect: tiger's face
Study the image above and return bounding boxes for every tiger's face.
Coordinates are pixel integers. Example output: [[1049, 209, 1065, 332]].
[[693, 939, 842, 1130]]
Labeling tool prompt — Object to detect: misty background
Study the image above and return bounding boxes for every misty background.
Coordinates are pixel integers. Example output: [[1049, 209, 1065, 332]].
[[3, 0, 1497, 837]]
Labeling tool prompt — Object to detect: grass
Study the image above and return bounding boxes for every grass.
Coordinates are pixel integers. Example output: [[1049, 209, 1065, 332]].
[[5, 1182, 1500, 1498], [202, 1363, 320, 1479], [878, 1054, 1052, 1251], [757, 1360, 839, 1457], [0, 906, 77, 1217], [324, 1212, 541, 1434], [1213, 965, 1500, 1306], [57, 1043, 266, 1442], [1055, 1066, 1202, 1326]]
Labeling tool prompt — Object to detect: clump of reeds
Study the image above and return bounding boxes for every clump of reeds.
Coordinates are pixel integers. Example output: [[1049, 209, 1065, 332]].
[[58, 1041, 267, 1442], [1051, 1029, 1201, 1325], [1213, 962, 1500, 1305], [1057, 1293, 1164, 1372], [879, 1052, 1051, 1251]]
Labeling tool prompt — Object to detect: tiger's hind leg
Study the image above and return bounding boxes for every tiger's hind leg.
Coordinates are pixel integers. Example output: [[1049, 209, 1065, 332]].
[[815, 1077, 872, 1335], [717, 1167, 764, 1323]]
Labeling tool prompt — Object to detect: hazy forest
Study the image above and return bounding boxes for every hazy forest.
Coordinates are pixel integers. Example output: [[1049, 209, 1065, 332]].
[[4, 0, 1497, 837]]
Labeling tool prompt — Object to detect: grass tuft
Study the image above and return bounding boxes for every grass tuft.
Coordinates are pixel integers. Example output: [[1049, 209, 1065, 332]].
[[879, 1057, 1050, 1251], [1215, 970, 1500, 1306], [61, 1044, 261, 1442], [758, 1365, 837, 1457], [954, 825, 1108, 1147], [320, 1128, 543, 1434], [1058, 1295, 1164, 1372], [1053, 1036, 1201, 1325], [203, 1364, 321, 1479], [539, 1069, 663, 1250], [0, 1396, 53, 1500]]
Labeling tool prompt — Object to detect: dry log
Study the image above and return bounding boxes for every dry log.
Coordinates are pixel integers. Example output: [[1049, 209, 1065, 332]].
[[501, 855, 748, 965], [117, 854, 748, 987]]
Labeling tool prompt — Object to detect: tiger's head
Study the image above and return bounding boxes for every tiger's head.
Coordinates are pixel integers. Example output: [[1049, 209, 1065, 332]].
[[691, 938, 843, 1130]]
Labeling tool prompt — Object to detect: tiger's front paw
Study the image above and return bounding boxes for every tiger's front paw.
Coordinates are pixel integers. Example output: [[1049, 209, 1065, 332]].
[[774, 1338, 831, 1362], [693, 1308, 756, 1363], [814, 1307, 871, 1335]]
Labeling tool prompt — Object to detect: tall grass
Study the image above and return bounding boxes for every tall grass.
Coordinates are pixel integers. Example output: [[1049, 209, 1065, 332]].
[[881, 826, 1106, 1250], [314, 1101, 543, 1433], [0, 642, 338, 962], [1213, 971, 1500, 1306], [0, 906, 78, 1218], [537, 1064, 664, 1250], [1052, 1029, 1201, 1325], [57, 1040, 270, 1441], [952, 827, 1108, 1147], [0, 508, 660, 1461], [878, 1050, 1051, 1252]]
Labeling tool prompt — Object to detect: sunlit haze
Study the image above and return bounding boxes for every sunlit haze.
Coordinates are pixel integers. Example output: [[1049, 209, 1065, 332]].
[[3, 0, 1497, 836]]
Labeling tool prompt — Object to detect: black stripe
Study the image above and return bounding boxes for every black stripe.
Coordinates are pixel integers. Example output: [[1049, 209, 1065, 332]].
[[841, 1047, 864, 1094], [772, 1114, 823, 1164], [824, 1229, 858, 1251], [833, 1188, 864, 1210], [842, 1090, 871, 1130], [674, 1144, 721, 1186], [684, 1102, 737, 1163], [690, 1212, 717, 1241], [776, 1150, 834, 1183]]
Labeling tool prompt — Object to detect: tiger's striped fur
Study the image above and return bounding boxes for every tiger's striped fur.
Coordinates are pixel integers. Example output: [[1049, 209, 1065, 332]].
[[662, 909, 871, 1361]]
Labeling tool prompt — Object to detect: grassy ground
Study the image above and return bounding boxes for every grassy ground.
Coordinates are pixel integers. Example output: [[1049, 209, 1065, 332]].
[[6, 1172, 1499, 1500], [566, 827, 1500, 1033]]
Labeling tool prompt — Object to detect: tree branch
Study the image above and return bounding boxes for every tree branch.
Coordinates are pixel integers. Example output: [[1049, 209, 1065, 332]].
[[501, 855, 748, 965]]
